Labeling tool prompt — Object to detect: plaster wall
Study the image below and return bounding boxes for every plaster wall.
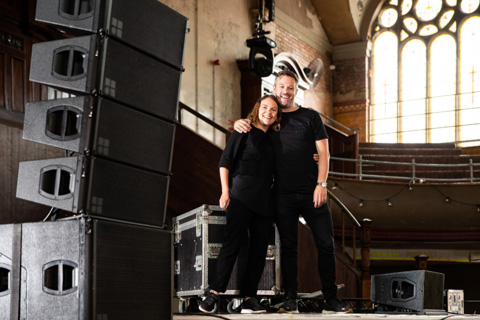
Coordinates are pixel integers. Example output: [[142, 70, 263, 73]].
[[160, 0, 252, 147]]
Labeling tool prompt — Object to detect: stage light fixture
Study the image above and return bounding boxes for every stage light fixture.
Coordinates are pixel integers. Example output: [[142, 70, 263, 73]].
[[246, 35, 276, 77], [246, 0, 276, 77]]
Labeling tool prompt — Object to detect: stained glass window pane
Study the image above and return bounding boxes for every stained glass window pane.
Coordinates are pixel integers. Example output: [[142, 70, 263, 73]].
[[430, 125, 455, 142], [460, 0, 480, 13], [439, 10, 454, 29], [459, 17, 480, 141], [404, 17, 418, 33], [449, 21, 457, 32], [416, 0, 443, 21], [380, 8, 399, 27], [401, 39, 427, 142], [419, 24, 439, 35], [430, 35, 456, 142], [402, 0, 413, 15], [401, 128, 426, 143], [371, 32, 398, 142]]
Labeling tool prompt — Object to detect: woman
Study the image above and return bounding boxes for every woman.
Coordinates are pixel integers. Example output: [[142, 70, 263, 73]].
[[199, 95, 281, 314]]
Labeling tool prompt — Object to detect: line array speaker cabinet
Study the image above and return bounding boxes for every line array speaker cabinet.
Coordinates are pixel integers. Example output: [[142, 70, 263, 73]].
[[0, 218, 172, 320], [35, 0, 188, 70], [16, 156, 170, 226], [18, 1, 188, 229], [371, 270, 445, 313], [29, 35, 182, 122], [23, 96, 176, 175]]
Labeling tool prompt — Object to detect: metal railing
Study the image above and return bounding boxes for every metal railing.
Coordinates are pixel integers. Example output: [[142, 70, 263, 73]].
[[330, 156, 480, 183], [327, 190, 361, 264], [178, 102, 231, 138], [319, 112, 360, 135], [178, 102, 357, 145]]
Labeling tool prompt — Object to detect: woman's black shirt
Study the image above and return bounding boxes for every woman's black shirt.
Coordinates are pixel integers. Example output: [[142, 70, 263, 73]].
[[218, 126, 274, 216]]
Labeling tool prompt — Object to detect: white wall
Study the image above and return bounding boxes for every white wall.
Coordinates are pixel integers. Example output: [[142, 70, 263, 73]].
[[160, 0, 254, 147]]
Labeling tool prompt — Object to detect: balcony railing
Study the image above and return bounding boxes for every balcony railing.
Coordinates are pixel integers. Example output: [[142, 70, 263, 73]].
[[330, 156, 480, 183]]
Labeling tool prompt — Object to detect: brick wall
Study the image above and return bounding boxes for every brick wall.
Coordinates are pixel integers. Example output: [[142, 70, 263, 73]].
[[275, 26, 332, 115], [333, 56, 369, 141]]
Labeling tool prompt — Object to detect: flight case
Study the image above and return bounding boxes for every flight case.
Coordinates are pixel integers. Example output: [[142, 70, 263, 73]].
[[173, 204, 280, 311]]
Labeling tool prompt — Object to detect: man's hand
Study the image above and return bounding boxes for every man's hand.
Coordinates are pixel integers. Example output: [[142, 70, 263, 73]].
[[233, 119, 252, 133], [313, 185, 327, 208]]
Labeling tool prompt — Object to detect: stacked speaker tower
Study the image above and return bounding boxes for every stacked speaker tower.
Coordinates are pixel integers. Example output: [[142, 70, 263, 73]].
[[1, 1, 188, 319]]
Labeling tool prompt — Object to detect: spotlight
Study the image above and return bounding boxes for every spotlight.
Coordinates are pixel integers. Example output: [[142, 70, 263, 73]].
[[332, 183, 338, 190], [359, 200, 364, 207], [246, 35, 277, 77], [386, 199, 392, 206], [445, 197, 450, 203], [477, 205, 480, 212]]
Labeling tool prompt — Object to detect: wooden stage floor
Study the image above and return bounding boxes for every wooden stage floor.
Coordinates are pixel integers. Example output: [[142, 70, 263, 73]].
[[173, 313, 480, 320]]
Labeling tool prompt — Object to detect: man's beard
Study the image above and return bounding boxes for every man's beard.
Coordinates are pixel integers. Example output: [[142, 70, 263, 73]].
[[279, 100, 292, 109], [276, 96, 291, 109]]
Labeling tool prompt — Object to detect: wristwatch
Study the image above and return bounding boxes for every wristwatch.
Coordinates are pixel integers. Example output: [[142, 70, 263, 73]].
[[316, 181, 327, 188]]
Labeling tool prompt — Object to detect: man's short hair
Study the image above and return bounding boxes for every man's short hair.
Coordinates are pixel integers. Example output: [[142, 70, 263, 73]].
[[275, 69, 298, 87]]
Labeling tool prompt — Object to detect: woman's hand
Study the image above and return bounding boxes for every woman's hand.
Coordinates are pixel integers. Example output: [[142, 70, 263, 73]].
[[219, 193, 230, 210]]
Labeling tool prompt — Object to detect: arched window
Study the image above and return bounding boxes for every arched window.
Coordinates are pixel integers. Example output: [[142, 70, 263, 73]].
[[370, 0, 480, 146]]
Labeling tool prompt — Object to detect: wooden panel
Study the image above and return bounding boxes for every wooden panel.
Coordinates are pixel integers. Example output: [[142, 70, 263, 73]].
[[167, 124, 223, 215], [327, 126, 358, 175], [298, 222, 360, 297], [0, 51, 5, 109], [11, 55, 26, 112], [237, 59, 262, 119], [1, 19, 26, 126], [298, 222, 322, 293], [0, 0, 23, 21], [0, 122, 65, 224]]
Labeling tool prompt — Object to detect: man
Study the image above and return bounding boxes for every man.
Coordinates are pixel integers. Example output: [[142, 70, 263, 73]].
[[234, 69, 351, 313]]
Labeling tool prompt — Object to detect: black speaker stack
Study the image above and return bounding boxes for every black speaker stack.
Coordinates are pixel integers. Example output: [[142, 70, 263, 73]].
[[2, 1, 188, 319]]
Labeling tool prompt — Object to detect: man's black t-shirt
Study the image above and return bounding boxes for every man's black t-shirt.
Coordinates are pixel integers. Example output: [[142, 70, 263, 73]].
[[219, 126, 274, 216], [269, 107, 328, 194]]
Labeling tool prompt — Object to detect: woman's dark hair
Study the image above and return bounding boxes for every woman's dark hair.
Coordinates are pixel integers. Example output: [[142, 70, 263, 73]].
[[247, 94, 282, 132]]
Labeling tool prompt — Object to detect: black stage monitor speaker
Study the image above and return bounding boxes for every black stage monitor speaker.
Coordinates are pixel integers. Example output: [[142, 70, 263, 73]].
[[35, 0, 188, 70], [371, 270, 445, 313], [29, 35, 182, 123], [0, 218, 172, 320], [23, 96, 176, 175], [16, 156, 170, 226]]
